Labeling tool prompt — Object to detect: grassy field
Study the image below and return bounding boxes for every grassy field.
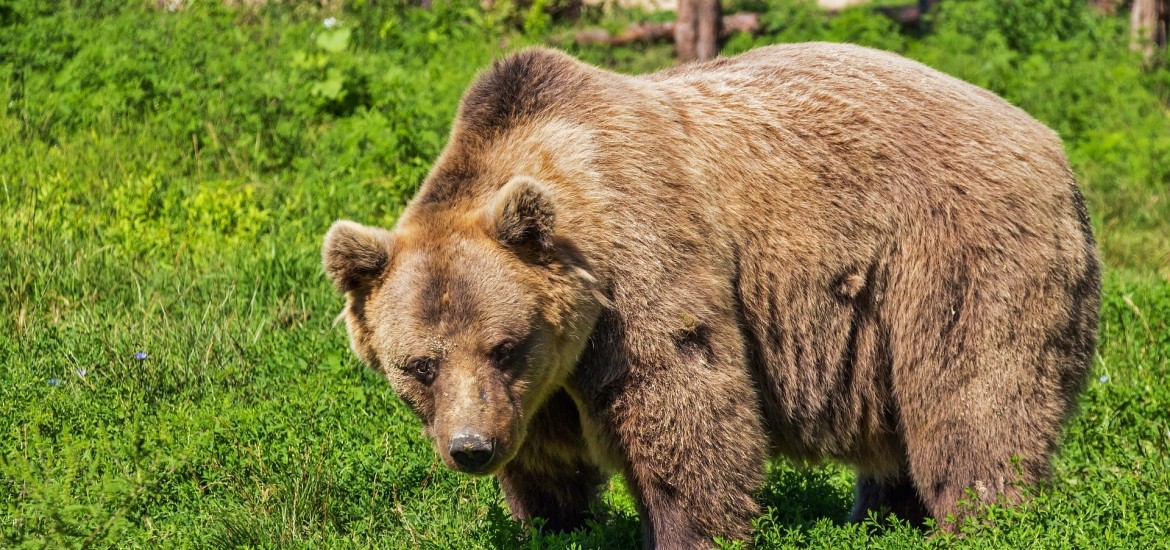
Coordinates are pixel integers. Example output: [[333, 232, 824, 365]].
[[2, 1, 1168, 548]]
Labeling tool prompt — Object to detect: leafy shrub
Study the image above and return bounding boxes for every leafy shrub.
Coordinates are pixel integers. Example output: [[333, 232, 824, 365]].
[[1, 0, 503, 262], [929, 0, 1092, 54], [724, 0, 904, 54]]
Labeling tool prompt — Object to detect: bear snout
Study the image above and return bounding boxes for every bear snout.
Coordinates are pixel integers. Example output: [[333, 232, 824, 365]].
[[448, 432, 495, 472]]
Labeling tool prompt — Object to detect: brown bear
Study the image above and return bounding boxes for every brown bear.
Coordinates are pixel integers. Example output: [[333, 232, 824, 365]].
[[322, 43, 1100, 547]]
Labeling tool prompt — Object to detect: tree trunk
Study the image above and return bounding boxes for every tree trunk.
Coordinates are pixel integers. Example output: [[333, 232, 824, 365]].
[[675, 0, 722, 63], [675, 0, 698, 62], [696, 0, 721, 61], [1131, 0, 1169, 59]]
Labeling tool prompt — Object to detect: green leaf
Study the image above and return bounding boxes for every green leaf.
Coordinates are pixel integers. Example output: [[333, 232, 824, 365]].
[[311, 68, 344, 100], [315, 28, 351, 53]]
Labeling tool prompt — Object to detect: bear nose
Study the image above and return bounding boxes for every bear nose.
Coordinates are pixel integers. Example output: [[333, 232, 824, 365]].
[[449, 434, 494, 471]]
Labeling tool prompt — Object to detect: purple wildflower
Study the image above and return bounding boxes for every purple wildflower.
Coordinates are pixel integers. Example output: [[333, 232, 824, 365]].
[[48, 378, 62, 387], [75, 368, 88, 377], [134, 352, 148, 361]]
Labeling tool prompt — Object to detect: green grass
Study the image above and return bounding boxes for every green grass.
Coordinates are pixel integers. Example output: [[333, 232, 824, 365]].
[[2, 0, 1169, 548]]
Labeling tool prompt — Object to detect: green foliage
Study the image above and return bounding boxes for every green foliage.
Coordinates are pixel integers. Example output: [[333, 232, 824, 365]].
[[928, 0, 1091, 54], [1, 0, 1169, 548], [722, 0, 905, 54], [523, 0, 554, 37]]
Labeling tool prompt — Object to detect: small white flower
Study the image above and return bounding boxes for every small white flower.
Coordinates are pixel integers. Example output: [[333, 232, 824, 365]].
[[75, 368, 87, 377], [1098, 375, 1109, 383], [323, 17, 338, 29]]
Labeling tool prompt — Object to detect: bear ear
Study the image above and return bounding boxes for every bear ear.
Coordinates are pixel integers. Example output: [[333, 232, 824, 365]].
[[322, 220, 396, 293], [484, 176, 557, 259]]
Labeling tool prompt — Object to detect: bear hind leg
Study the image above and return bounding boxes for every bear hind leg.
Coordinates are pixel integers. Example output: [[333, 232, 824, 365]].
[[888, 258, 1080, 531], [899, 399, 1055, 531]]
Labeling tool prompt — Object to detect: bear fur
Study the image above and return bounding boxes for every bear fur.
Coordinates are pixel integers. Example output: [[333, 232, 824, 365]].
[[323, 43, 1101, 547]]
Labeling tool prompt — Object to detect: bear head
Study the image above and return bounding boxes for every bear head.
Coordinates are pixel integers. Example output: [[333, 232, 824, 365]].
[[323, 176, 604, 474]]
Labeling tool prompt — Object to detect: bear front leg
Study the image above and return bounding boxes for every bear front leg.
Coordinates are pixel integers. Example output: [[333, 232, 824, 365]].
[[497, 459, 605, 532], [585, 327, 767, 549], [620, 375, 766, 548], [850, 472, 929, 526], [496, 389, 605, 532]]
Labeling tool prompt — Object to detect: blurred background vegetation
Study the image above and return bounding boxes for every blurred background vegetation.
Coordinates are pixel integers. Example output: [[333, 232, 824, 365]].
[[1, 0, 1168, 547], [3, 0, 1167, 278]]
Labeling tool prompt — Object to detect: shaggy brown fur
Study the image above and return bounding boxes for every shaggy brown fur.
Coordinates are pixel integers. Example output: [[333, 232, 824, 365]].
[[323, 43, 1100, 548]]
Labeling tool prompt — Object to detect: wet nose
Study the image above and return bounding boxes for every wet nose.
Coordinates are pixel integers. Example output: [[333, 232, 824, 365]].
[[449, 434, 494, 471]]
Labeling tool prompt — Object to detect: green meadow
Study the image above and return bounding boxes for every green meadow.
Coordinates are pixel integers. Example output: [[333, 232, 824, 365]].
[[2, 0, 1168, 547]]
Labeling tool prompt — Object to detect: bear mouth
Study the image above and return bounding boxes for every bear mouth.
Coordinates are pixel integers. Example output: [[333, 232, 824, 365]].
[[452, 458, 497, 476]]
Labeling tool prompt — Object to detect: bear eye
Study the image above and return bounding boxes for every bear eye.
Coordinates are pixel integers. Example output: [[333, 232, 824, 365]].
[[406, 357, 437, 384], [490, 340, 518, 367]]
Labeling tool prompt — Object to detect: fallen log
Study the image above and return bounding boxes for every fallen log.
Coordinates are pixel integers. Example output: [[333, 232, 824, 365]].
[[574, 12, 760, 46]]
